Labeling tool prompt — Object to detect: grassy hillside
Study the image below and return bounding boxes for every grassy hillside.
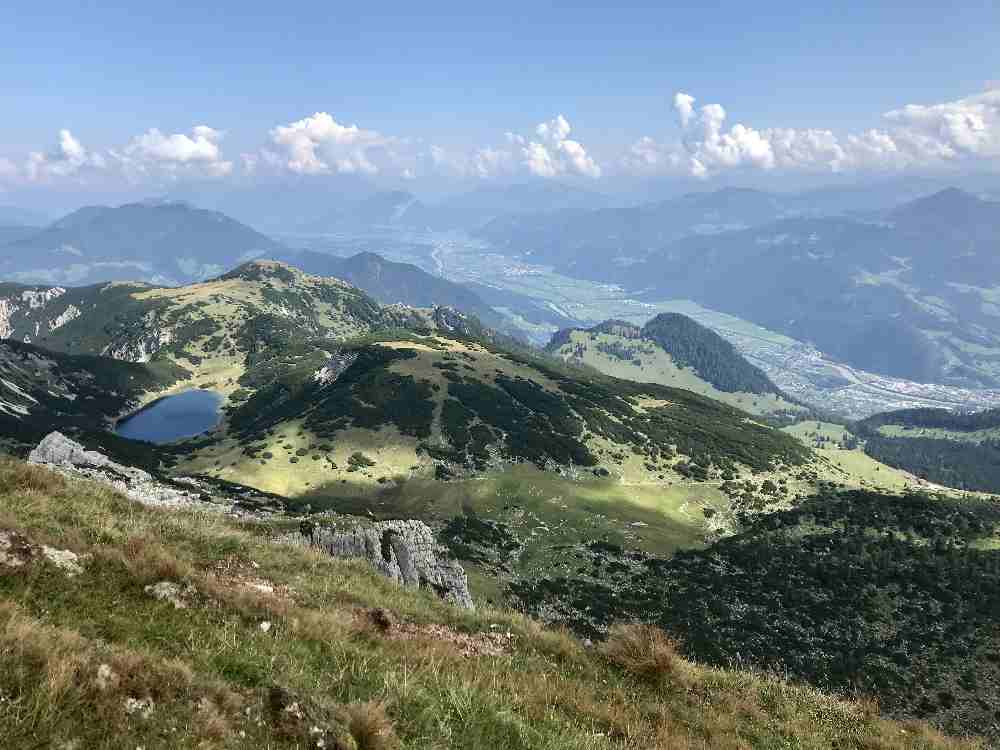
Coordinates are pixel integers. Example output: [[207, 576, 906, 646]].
[[0, 457, 978, 749], [186, 331, 810, 495], [1, 261, 395, 387], [855, 408, 1000, 494], [546, 320, 801, 418]]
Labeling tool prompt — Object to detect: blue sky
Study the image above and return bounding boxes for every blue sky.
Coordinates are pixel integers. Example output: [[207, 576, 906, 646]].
[[2, 0, 1000, 197]]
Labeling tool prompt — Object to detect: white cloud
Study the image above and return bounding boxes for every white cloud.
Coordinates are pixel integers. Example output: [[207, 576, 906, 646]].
[[20, 125, 233, 183], [25, 129, 105, 181], [507, 114, 601, 179], [883, 91, 1000, 160], [425, 142, 521, 180], [114, 125, 233, 177], [673, 93, 696, 128], [641, 88, 1000, 178], [474, 147, 514, 178], [621, 136, 684, 175], [268, 112, 388, 175], [536, 114, 572, 142]]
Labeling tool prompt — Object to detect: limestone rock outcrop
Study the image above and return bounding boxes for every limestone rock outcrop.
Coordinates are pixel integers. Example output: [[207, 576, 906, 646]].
[[301, 519, 474, 609], [27, 431, 282, 514]]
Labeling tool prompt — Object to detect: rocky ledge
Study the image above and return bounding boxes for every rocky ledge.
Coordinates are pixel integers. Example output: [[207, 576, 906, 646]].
[[301, 519, 474, 610], [27, 431, 283, 515]]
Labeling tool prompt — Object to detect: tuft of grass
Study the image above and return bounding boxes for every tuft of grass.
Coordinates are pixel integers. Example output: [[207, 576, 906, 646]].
[[341, 700, 401, 750], [601, 623, 688, 688]]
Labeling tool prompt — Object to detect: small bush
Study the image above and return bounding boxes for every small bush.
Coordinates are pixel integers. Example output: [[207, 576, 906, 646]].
[[348, 452, 376, 469]]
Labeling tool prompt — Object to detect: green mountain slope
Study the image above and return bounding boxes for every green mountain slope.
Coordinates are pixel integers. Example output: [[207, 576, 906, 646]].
[[0, 338, 184, 454], [184, 330, 809, 497], [1, 260, 994, 743], [0, 261, 394, 375], [639, 313, 780, 395], [546, 315, 799, 417], [855, 408, 1000, 493]]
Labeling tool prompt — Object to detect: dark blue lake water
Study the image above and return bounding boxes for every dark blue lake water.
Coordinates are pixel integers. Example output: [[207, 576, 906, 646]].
[[115, 389, 223, 444]]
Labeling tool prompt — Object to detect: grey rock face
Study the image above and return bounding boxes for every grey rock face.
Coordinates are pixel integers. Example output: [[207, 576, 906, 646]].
[[302, 519, 474, 609], [26, 431, 286, 515], [29, 431, 202, 508], [313, 349, 359, 386]]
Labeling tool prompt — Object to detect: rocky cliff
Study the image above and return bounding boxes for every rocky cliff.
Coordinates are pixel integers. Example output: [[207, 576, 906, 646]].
[[301, 519, 474, 609]]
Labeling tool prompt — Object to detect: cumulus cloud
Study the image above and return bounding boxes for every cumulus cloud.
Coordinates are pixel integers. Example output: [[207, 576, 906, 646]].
[[268, 112, 389, 175], [673, 93, 696, 128], [113, 125, 233, 177], [426, 144, 497, 179], [506, 114, 601, 179], [19, 125, 233, 183], [883, 91, 1000, 160], [25, 129, 106, 181], [472, 146, 514, 178], [635, 88, 1000, 178]]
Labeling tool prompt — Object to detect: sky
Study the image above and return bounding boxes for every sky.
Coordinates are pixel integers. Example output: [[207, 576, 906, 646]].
[[2, 0, 1000, 204]]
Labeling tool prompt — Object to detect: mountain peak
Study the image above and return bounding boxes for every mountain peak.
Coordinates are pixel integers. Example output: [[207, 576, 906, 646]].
[[219, 258, 306, 283], [892, 186, 986, 215]]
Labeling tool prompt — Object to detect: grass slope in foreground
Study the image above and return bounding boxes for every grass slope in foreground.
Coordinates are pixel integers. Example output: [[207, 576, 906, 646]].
[[0, 457, 977, 750]]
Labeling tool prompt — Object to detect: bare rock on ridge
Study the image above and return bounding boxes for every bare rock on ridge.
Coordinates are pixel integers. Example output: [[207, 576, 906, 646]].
[[301, 519, 474, 609]]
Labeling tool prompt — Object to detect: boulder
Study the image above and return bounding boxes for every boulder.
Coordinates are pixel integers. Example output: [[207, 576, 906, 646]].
[[302, 520, 474, 609], [28, 431, 200, 508]]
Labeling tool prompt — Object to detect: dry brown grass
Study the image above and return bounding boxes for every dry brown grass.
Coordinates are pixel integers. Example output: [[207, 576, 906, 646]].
[[0, 600, 244, 745], [340, 700, 401, 750], [602, 623, 689, 688], [0, 457, 68, 495]]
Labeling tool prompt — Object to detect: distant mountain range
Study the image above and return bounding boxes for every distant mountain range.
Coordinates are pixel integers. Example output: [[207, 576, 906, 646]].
[[0, 200, 283, 286], [476, 187, 794, 271], [478, 186, 1000, 388], [615, 189, 1000, 386], [7, 184, 1000, 390], [304, 182, 613, 232]]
